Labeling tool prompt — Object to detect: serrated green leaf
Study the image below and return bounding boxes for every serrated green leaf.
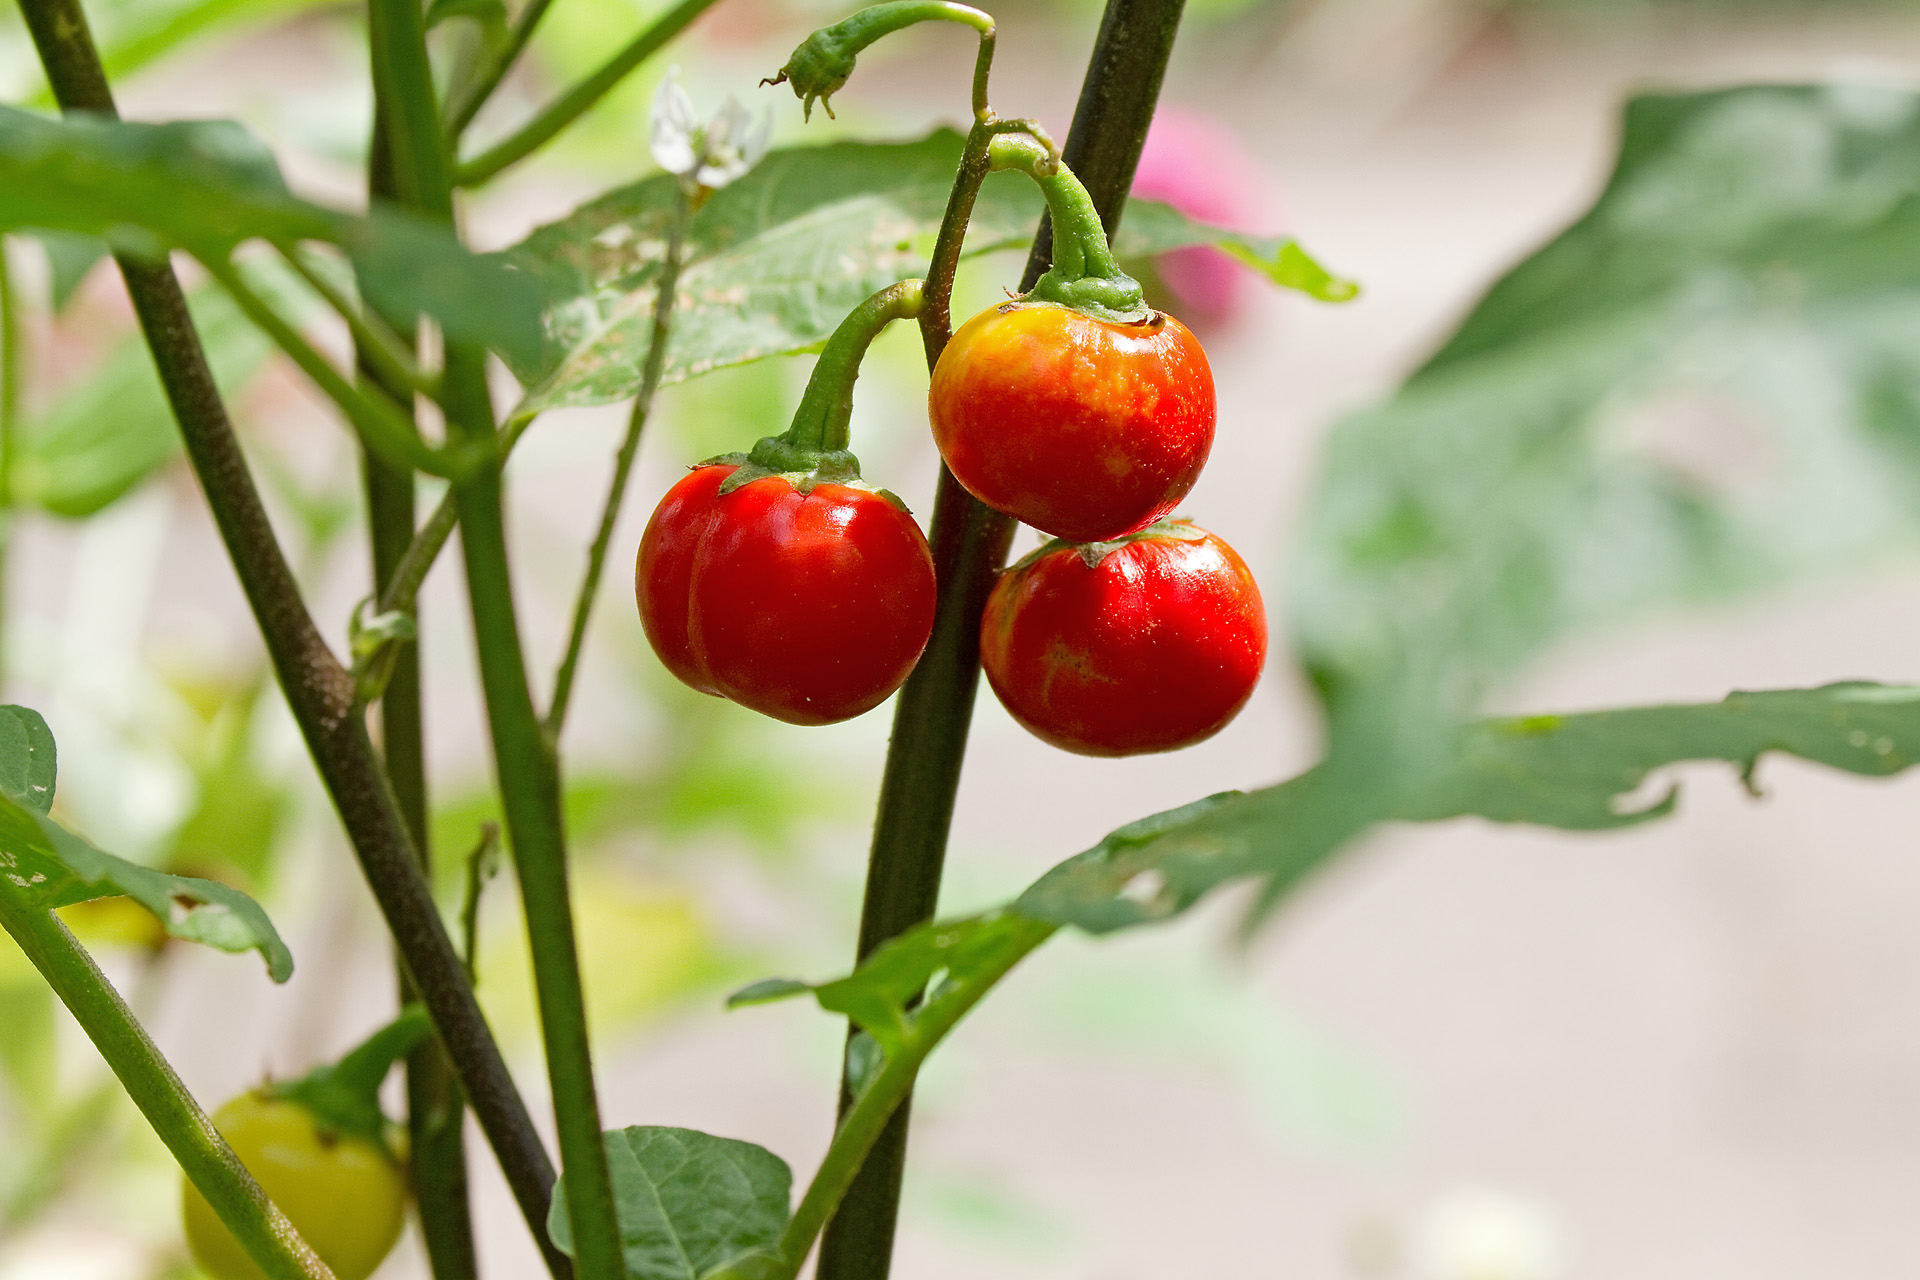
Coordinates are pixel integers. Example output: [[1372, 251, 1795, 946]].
[[503, 129, 1353, 417], [548, 1127, 791, 1280], [1018, 682, 1920, 936], [1292, 85, 1920, 723], [0, 107, 543, 368]]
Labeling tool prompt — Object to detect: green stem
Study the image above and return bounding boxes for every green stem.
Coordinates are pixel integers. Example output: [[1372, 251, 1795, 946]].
[[0, 236, 18, 694], [784, 279, 924, 454], [359, 107, 477, 1280], [205, 258, 452, 477], [0, 906, 334, 1280], [450, 446, 625, 1280], [546, 186, 691, 740], [19, 0, 562, 1264], [452, 0, 720, 188], [780, 919, 1054, 1274], [985, 131, 1144, 321], [441, 0, 554, 138], [815, 4, 1187, 1278], [282, 244, 436, 400], [364, 0, 624, 1264]]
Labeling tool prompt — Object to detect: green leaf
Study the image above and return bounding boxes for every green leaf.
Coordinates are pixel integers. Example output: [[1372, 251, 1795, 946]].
[[0, 706, 291, 980], [725, 977, 811, 1008], [16, 281, 272, 517], [0, 794, 293, 981], [732, 912, 1052, 1058], [1019, 682, 1920, 937], [503, 130, 1353, 417], [26, 230, 107, 312], [1291, 84, 1920, 722], [1412, 681, 1920, 828], [1116, 203, 1359, 301], [0, 706, 57, 815], [0, 107, 544, 368], [548, 1127, 792, 1280]]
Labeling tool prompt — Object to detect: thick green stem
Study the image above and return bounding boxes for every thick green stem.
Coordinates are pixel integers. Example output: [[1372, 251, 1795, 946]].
[[816, 4, 1186, 1278], [18, 0, 562, 1264], [365, 0, 624, 1264], [0, 906, 334, 1280], [784, 280, 923, 455], [360, 110, 477, 1280], [451, 441, 625, 1280], [546, 188, 691, 740], [452, 0, 719, 188]]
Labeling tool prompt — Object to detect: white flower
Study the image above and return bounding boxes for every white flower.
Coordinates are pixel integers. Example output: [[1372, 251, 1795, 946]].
[[650, 67, 772, 191]]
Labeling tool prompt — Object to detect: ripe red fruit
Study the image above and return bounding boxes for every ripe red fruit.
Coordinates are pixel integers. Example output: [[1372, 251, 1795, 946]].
[[980, 521, 1266, 757], [637, 464, 936, 725], [928, 301, 1215, 543]]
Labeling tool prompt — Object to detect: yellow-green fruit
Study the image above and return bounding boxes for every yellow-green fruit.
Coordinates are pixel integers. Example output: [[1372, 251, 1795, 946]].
[[182, 1091, 407, 1280]]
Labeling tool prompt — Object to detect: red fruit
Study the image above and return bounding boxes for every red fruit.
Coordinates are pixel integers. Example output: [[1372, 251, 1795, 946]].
[[636, 464, 937, 725], [928, 302, 1215, 543], [980, 521, 1266, 757]]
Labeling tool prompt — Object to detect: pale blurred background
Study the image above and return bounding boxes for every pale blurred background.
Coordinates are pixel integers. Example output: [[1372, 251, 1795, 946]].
[[8, 1, 1920, 1278]]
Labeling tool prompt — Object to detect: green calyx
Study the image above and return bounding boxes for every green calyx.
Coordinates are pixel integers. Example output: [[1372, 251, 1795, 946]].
[[765, 1, 995, 121], [705, 439, 910, 511], [708, 277, 924, 502], [266, 1005, 433, 1155], [987, 131, 1148, 324], [1010, 516, 1207, 573]]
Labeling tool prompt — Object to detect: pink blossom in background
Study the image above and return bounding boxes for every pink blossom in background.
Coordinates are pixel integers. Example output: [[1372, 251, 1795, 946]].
[[1130, 104, 1273, 327]]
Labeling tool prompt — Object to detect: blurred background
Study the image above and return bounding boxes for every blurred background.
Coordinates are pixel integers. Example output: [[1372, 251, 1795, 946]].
[[8, 0, 1920, 1277]]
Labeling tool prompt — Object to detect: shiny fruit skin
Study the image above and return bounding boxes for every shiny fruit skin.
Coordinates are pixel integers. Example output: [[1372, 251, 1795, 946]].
[[929, 302, 1215, 543], [980, 524, 1266, 757], [182, 1092, 406, 1280], [636, 464, 937, 725]]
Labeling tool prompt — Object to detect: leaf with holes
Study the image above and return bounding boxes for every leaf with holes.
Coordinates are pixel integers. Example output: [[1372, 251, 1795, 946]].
[[501, 129, 1354, 417]]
